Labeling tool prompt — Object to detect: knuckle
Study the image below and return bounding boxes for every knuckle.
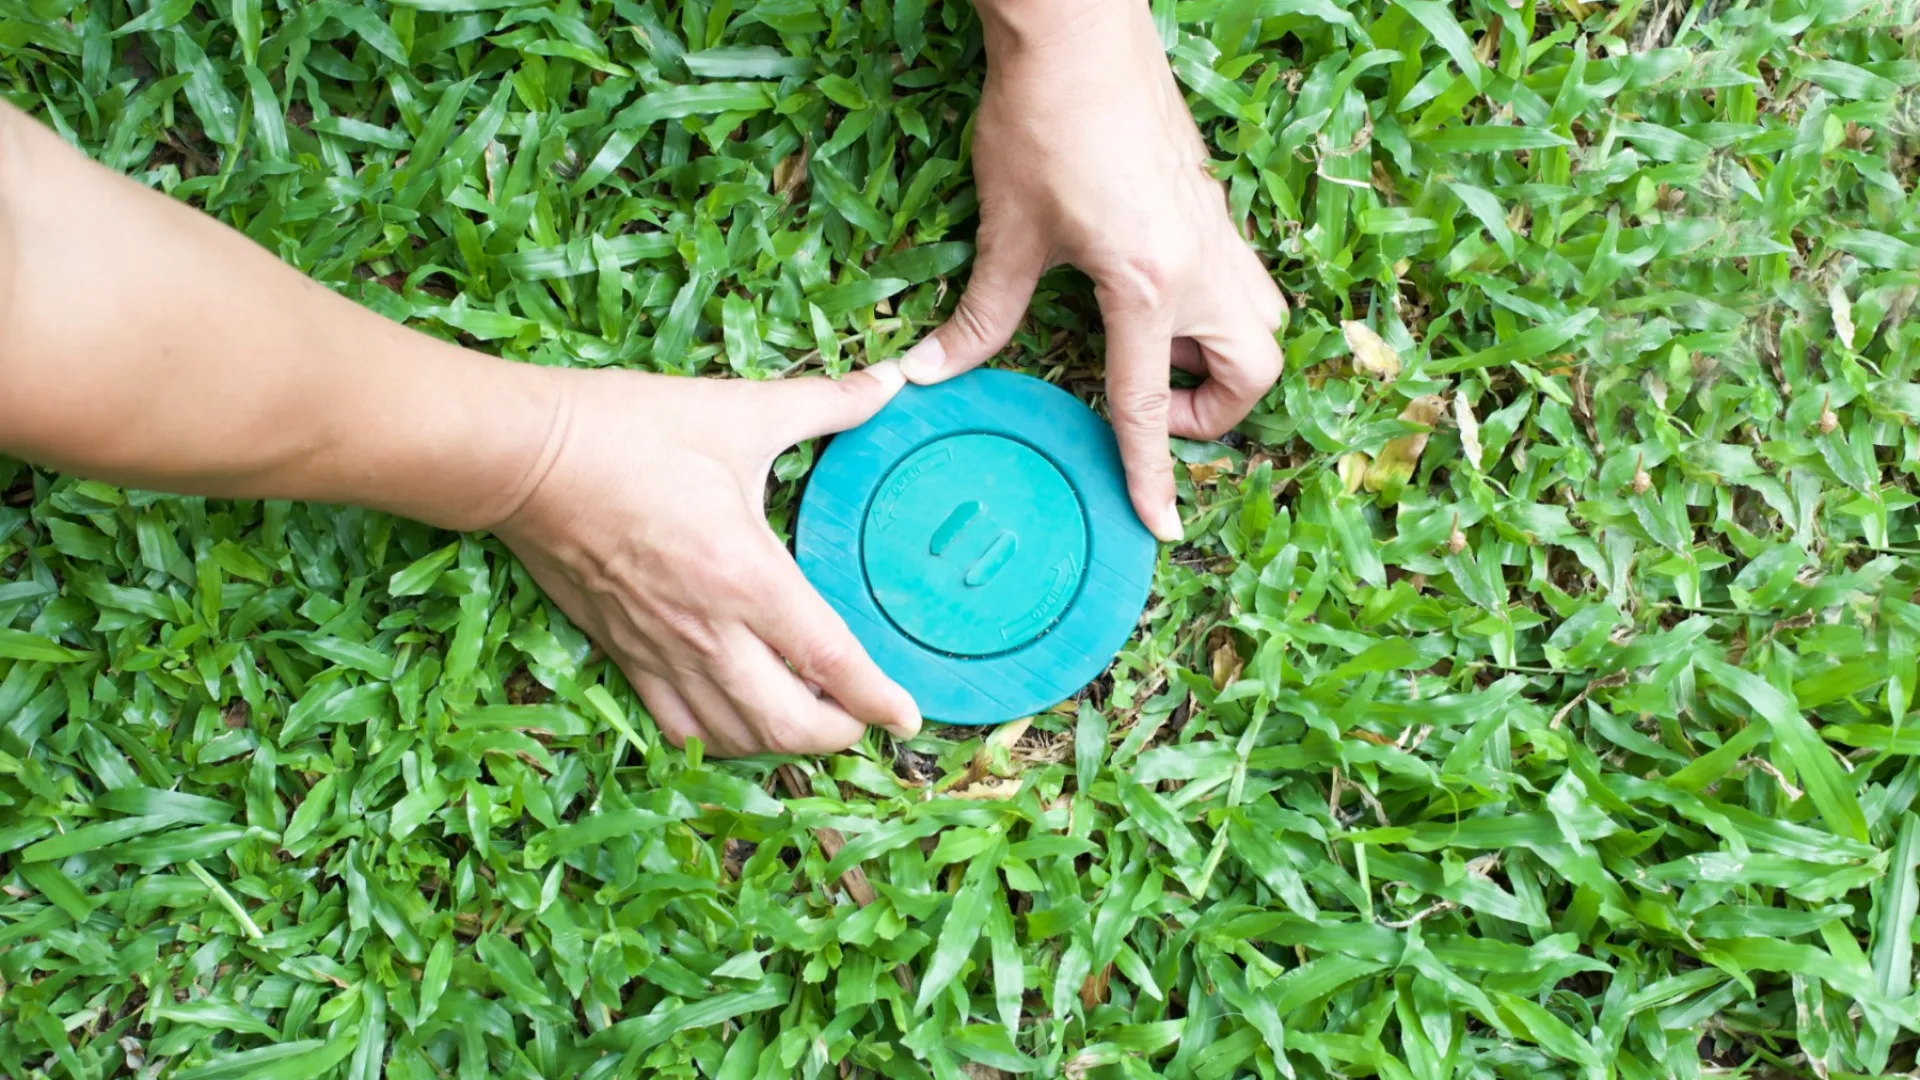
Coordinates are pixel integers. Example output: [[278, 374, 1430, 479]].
[[950, 292, 1012, 349], [1113, 383, 1174, 427], [709, 534, 763, 571], [759, 718, 811, 756], [1190, 413, 1238, 441], [1105, 257, 1178, 312], [797, 632, 857, 680], [1230, 345, 1284, 393], [712, 546, 776, 598], [659, 608, 726, 664], [1104, 238, 1200, 313]]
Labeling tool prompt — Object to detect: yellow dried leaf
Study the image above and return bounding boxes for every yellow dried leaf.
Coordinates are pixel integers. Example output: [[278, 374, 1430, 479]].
[[1342, 321, 1402, 382], [1185, 456, 1234, 486], [1473, 23, 1500, 65], [1363, 396, 1447, 493], [1400, 394, 1448, 427], [1454, 394, 1483, 470], [773, 141, 811, 202], [988, 717, 1031, 752], [1829, 283, 1856, 349], [1339, 452, 1370, 493], [943, 718, 1031, 795], [1209, 628, 1244, 690], [945, 777, 1024, 802]]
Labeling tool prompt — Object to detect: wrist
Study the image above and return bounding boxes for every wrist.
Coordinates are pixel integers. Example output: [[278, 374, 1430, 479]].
[[465, 361, 573, 535], [973, 0, 1136, 57], [335, 341, 571, 535]]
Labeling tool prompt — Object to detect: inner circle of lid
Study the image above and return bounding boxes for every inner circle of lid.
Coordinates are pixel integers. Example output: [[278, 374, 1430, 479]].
[[861, 433, 1088, 657]]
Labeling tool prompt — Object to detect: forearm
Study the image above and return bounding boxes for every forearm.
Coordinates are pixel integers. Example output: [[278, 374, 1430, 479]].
[[0, 103, 562, 532]]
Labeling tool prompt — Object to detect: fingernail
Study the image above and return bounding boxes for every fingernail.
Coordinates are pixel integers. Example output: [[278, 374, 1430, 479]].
[[865, 359, 906, 395], [1154, 499, 1183, 543], [900, 337, 946, 382], [887, 696, 923, 740]]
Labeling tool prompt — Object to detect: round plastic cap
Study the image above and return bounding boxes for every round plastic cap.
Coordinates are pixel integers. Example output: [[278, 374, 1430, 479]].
[[795, 369, 1156, 725]]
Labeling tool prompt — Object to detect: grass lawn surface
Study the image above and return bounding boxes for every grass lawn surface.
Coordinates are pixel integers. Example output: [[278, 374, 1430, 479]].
[[4, 0, 1920, 1077]]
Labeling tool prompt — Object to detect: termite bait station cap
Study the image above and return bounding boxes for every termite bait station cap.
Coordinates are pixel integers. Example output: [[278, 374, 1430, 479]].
[[795, 369, 1157, 726]]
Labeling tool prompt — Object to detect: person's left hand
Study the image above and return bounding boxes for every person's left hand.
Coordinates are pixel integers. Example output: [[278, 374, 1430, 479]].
[[900, 0, 1286, 542], [491, 363, 922, 757]]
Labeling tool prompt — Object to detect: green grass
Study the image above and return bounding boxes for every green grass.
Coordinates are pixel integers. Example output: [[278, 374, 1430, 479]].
[[4, 0, 1920, 1077]]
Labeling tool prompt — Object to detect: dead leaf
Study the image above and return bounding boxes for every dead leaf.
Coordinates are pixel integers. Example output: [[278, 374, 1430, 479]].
[[1364, 395, 1447, 493], [1506, 200, 1531, 237], [773, 140, 811, 202], [1474, 15, 1502, 64], [1885, 285, 1917, 328], [1454, 394, 1483, 470], [1209, 627, 1244, 690], [1186, 455, 1234, 486], [1342, 321, 1402, 381], [988, 718, 1030, 754], [1645, 372, 1668, 409], [946, 718, 1032, 794], [1447, 513, 1467, 554], [1339, 452, 1370, 493], [1818, 391, 1838, 434], [945, 777, 1025, 801], [1829, 282, 1856, 349], [1080, 962, 1114, 1010]]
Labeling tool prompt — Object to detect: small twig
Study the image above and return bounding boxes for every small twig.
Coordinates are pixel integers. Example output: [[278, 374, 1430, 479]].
[[1741, 757, 1804, 802], [1378, 900, 1455, 929], [1464, 661, 1559, 675], [776, 765, 913, 993], [1550, 671, 1631, 729], [1395, 724, 1433, 751], [776, 765, 875, 906], [1328, 767, 1390, 827]]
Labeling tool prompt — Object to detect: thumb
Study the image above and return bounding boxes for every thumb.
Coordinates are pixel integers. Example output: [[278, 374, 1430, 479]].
[[900, 233, 1042, 384], [756, 360, 908, 447]]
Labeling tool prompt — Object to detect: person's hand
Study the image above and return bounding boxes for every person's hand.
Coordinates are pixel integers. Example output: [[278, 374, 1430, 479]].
[[492, 364, 922, 757], [901, 0, 1286, 542]]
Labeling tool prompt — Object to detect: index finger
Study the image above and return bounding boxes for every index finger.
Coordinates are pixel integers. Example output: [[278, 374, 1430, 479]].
[[1100, 304, 1182, 543]]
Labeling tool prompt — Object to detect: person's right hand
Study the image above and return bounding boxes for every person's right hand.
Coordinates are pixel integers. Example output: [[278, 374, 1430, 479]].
[[900, 0, 1286, 542], [491, 363, 922, 757]]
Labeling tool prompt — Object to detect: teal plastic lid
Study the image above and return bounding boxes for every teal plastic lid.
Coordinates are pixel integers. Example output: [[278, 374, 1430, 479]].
[[795, 370, 1157, 725]]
